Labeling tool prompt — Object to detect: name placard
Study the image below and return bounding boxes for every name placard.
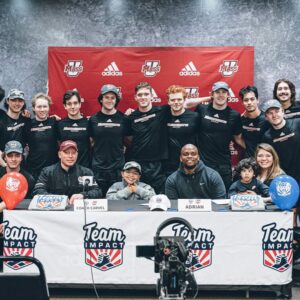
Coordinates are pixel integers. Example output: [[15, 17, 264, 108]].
[[178, 199, 212, 212], [28, 195, 68, 210], [74, 199, 108, 212], [230, 195, 265, 211]]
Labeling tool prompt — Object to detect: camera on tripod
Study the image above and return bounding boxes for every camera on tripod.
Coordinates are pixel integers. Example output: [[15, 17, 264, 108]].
[[136, 217, 197, 300]]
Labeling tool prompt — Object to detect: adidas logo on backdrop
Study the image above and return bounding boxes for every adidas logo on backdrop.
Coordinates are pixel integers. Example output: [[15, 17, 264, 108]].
[[179, 61, 200, 76], [102, 62, 123, 76]]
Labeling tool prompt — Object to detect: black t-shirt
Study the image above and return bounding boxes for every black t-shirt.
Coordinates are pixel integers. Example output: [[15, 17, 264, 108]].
[[284, 102, 300, 119], [196, 104, 242, 166], [241, 112, 270, 158], [89, 111, 129, 170], [262, 118, 300, 180], [0, 113, 30, 151], [26, 117, 59, 174], [166, 110, 199, 172], [127, 105, 169, 161], [58, 117, 90, 168]]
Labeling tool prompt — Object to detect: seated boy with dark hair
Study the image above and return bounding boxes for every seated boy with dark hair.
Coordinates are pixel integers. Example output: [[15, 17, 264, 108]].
[[106, 161, 156, 201], [228, 158, 269, 198]]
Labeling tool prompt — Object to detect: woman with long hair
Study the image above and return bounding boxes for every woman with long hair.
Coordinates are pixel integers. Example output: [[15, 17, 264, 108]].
[[254, 143, 285, 186]]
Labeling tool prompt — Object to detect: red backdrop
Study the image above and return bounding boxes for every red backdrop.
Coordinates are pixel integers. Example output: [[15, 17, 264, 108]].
[[48, 46, 254, 117]]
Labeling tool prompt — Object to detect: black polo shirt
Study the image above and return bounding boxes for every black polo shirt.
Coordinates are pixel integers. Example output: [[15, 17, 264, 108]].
[[196, 104, 242, 166], [127, 105, 169, 162], [284, 102, 300, 119], [241, 112, 270, 157], [26, 117, 58, 176], [0, 113, 30, 151], [89, 111, 129, 170], [262, 118, 300, 181], [58, 117, 90, 167], [166, 109, 199, 173]]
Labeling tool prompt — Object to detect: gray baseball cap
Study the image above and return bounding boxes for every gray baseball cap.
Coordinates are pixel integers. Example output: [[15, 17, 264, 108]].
[[212, 81, 229, 92], [100, 84, 119, 97], [123, 161, 142, 174], [4, 140, 23, 154], [262, 99, 282, 113], [7, 89, 25, 100]]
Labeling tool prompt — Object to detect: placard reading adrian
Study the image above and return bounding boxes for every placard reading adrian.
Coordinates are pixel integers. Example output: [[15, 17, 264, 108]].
[[178, 199, 212, 212]]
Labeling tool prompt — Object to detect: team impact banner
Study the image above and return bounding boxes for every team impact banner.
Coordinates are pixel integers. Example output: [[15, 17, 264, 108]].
[[48, 46, 254, 117]]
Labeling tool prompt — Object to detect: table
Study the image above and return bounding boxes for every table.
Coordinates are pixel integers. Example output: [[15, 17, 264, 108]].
[[2, 201, 293, 289]]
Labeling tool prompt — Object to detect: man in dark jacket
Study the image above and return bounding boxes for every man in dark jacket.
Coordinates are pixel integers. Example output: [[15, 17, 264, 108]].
[[33, 140, 102, 203], [165, 144, 226, 200], [0, 140, 35, 198]]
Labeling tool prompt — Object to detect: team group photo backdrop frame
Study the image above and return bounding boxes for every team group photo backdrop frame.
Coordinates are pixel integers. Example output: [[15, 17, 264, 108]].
[[48, 46, 254, 117]]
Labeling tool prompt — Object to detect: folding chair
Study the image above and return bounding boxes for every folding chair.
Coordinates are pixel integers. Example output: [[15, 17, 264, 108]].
[[0, 255, 50, 300]]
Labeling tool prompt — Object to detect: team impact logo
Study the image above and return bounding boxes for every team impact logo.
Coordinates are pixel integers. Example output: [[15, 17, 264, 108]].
[[172, 223, 215, 271], [64, 60, 83, 77], [3, 221, 37, 270], [219, 60, 239, 77], [83, 222, 126, 271], [262, 222, 293, 272], [141, 60, 161, 77]]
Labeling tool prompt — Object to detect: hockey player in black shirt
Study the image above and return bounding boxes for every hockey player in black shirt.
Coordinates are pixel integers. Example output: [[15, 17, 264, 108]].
[[89, 84, 129, 195], [126, 82, 170, 193], [26, 93, 59, 180], [165, 85, 199, 176], [239, 86, 269, 158], [262, 99, 300, 184], [185, 81, 245, 190], [0, 89, 30, 167], [58, 90, 90, 168], [273, 79, 300, 119]]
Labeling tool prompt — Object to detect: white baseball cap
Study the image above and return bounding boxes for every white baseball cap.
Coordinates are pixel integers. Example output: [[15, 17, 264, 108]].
[[149, 195, 171, 211]]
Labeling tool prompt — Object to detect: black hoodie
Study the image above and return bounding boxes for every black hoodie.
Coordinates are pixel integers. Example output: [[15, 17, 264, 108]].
[[165, 161, 226, 200]]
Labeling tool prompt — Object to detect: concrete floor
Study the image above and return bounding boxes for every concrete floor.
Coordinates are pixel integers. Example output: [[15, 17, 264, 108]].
[[50, 286, 300, 299]]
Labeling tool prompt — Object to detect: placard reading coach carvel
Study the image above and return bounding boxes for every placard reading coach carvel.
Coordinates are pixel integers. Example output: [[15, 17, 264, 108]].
[[48, 46, 254, 117]]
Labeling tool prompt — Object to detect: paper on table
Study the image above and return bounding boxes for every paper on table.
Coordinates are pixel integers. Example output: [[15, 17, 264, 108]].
[[212, 199, 230, 205]]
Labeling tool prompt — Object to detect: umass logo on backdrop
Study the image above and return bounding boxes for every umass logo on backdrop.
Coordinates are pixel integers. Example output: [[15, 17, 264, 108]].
[[64, 60, 83, 77], [218, 60, 239, 77], [83, 222, 126, 271], [262, 222, 293, 272], [172, 224, 215, 271], [185, 87, 200, 99], [141, 60, 161, 77], [3, 221, 37, 270]]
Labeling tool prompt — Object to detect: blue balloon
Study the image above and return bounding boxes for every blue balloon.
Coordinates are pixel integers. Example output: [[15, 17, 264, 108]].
[[269, 175, 300, 210]]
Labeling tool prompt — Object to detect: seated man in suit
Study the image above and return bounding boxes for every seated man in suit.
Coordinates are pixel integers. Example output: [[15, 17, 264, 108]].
[[165, 144, 226, 200], [106, 161, 155, 201], [33, 140, 101, 204]]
